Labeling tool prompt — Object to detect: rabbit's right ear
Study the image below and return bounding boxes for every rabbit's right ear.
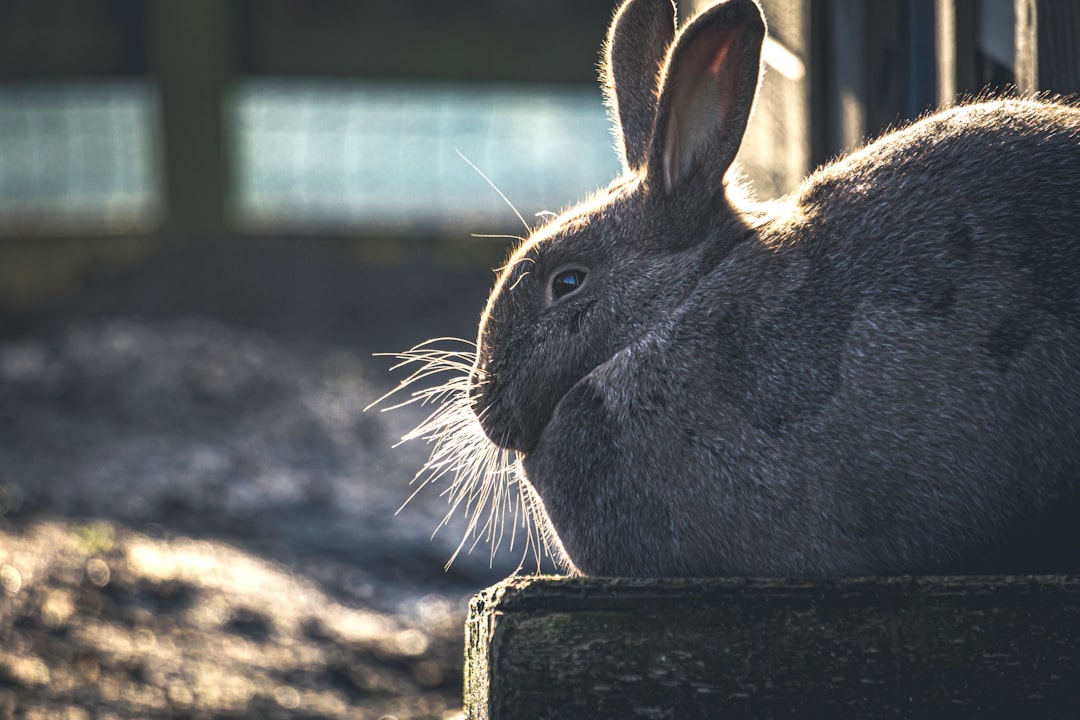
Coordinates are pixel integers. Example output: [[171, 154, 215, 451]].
[[647, 0, 765, 194], [603, 0, 678, 172]]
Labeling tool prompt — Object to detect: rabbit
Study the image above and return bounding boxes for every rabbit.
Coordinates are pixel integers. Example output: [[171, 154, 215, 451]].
[[385, 0, 1080, 578]]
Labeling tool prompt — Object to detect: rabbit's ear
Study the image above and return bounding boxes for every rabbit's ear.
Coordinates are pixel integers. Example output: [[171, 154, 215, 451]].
[[603, 0, 677, 172], [648, 0, 765, 194]]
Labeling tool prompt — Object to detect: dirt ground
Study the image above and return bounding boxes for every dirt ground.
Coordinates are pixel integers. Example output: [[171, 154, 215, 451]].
[[0, 238, 538, 719]]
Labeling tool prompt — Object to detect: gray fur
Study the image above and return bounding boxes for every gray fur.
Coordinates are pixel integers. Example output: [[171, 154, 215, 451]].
[[469, 0, 1080, 577]]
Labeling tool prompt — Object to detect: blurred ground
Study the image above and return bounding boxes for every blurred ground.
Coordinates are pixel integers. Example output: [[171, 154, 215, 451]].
[[0, 238, 533, 719], [0, 520, 463, 719]]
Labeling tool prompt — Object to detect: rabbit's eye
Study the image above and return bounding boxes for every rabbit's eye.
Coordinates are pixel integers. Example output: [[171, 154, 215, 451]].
[[551, 269, 587, 301]]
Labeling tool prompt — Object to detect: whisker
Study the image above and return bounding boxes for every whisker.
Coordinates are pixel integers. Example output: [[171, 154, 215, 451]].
[[368, 336, 557, 574], [507, 271, 531, 292], [456, 150, 531, 234], [494, 254, 537, 274], [471, 233, 526, 242]]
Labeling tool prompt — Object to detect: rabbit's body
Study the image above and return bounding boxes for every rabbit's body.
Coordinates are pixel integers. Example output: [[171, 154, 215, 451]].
[[523, 100, 1080, 576], [464, 0, 1080, 576]]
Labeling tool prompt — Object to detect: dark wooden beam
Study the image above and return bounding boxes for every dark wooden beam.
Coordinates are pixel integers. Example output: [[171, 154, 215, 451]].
[[466, 575, 1080, 719]]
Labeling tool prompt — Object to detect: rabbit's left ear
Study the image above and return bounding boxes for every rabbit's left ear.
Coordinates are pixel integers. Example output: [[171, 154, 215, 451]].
[[603, 0, 678, 173], [648, 0, 765, 194]]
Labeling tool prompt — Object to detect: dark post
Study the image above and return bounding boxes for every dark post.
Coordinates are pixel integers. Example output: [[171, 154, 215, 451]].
[[1015, 0, 1080, 95], [149, 0, 231, 243]]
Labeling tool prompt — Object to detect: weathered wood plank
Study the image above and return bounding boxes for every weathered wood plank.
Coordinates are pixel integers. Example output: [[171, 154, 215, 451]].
[[465, 575, 1080, 719]]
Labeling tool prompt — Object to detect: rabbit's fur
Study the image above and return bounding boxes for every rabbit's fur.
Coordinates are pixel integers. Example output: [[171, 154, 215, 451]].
[[467, 0, 1080, 576]]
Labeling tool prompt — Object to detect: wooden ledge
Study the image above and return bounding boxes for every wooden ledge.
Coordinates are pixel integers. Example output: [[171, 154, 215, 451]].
[[464, 575, 1080, 719]]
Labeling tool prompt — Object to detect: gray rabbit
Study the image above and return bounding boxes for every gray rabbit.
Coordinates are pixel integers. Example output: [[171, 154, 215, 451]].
[[391, 0, 1080, 577]]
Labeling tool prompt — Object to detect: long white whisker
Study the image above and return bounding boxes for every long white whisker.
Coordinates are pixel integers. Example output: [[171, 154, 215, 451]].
[[507, 271, 531, 292], [368, 336, 556, 574], [456, 149, 530, 234], [472, 233, 525, 242]]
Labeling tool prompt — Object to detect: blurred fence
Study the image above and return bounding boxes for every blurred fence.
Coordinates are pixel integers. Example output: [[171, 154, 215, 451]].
[[230, 81, 619, 231], [0, 81, 162, 236], [1, 0, 1077, 242], [0, 79, 619, 236]]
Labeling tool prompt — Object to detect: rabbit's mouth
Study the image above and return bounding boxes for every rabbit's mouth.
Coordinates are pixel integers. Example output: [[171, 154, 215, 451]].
[[470, 389, 536, 455], [468, 371, 547, 455]]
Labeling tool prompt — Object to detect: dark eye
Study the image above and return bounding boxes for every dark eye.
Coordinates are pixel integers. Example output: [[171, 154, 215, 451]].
[[551, 269, 587, 301]]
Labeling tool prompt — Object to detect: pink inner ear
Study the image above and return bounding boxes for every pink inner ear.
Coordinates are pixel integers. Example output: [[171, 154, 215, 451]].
[[708, 38, 733, 76], [661, 27, 743, 192]]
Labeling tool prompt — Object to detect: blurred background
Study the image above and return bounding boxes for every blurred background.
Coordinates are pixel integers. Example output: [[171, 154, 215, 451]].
[[0, 0, 1074, 718]]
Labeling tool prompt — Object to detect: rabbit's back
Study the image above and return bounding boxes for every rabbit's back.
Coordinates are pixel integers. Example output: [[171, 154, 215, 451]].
[[763, 100, 1080, 369], [777, 99, 1080, 382]]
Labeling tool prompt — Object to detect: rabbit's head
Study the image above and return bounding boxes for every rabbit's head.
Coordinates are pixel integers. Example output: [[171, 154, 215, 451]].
[[470, 0, 766, 455]]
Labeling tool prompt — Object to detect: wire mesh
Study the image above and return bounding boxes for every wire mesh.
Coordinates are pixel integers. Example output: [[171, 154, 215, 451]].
[[0, 80, 162, 236]]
